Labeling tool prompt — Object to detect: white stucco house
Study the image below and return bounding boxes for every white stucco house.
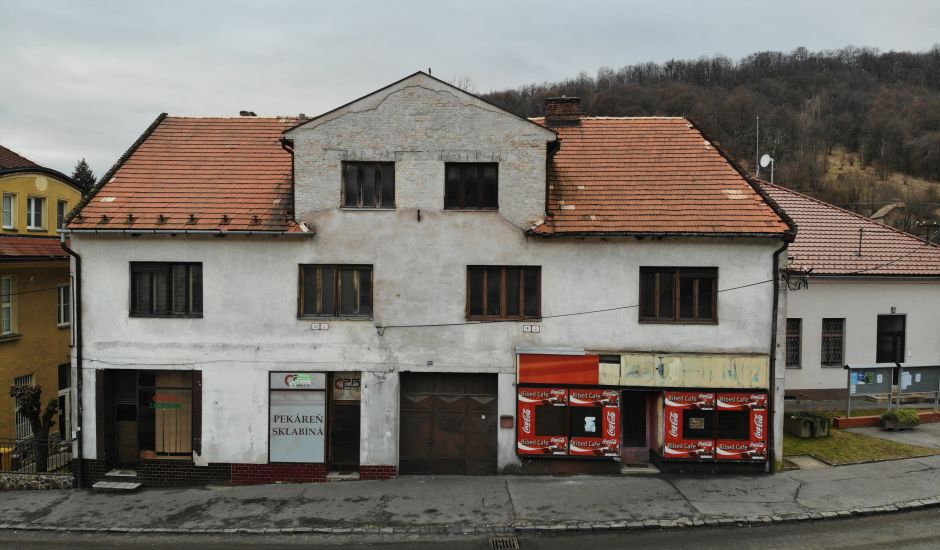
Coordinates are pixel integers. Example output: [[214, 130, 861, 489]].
[[66, 73, 795, 487], [762, 182, 940, 400]]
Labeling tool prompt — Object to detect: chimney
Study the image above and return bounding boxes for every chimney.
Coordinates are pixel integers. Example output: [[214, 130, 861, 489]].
[[239, 110, 257, 117], [544, 96, 582, 127]]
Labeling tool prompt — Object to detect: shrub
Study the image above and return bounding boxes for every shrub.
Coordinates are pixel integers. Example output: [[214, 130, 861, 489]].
[[881, 409, 921, 426]]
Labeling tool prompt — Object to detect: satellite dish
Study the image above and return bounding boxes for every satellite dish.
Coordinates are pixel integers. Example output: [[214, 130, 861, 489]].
[[760, 154, 773, 168]]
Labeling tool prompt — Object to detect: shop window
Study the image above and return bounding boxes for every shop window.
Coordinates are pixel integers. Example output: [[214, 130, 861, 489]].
[[130, 262, 203, 317], [639, 267, 717, 323], [821, 318, 845, 366], [137, 371, 193, 459], [683, 409, 713, 438], [343, 162, 395, 209], [785, 318, 801, 368], [535, 404, 566, 436], [467, 266, 540, 320], [717, 410, 750, 440], [299, 265, 372, 318], [569, 406, 603, 438], [445, 163, 498, 210], [269, 372, 327, 463]]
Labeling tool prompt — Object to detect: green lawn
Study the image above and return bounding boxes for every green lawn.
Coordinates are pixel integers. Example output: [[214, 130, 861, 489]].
[[784, 428, 940, 465]]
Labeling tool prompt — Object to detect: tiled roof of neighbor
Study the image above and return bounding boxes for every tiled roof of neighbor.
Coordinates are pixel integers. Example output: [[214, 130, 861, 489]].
[[762, 181, 940, 276], [529, 117, 791, 237], [0, 145, 39, 170], [0, 236, 68, 260], [70, 116, 305, 232]]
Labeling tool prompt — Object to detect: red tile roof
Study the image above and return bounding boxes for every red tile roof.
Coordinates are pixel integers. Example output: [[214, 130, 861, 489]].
[[70, 116, 305, 232], [0, 237, 68, 260], [0, 145, 39, 170], [762, 181, 940, 276], [529, 117, 791, 237]]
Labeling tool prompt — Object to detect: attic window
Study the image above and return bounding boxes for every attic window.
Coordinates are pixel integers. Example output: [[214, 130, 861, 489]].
[[342, 162, 395, 209], [445, 163, 498, 210]]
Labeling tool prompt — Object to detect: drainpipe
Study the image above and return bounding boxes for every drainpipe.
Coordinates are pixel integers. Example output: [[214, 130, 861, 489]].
[[60, 234, 83, 489], [768, 241, 789, 474]]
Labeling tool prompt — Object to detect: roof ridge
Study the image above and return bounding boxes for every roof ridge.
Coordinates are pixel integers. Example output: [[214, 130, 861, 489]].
[[164, 116, 299, 120], [760, 179, 939, 250]]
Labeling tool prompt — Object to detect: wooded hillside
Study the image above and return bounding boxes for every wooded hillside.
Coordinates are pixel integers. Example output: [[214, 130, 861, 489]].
[[482, 46, 940, 236]]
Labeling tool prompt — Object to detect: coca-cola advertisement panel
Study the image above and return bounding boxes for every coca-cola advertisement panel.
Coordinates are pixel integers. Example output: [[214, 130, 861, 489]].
[[568, 389, 620, 457], [663, 391, 715, 460], [517, 387, 568, 455], [716, 393, 768, 460]]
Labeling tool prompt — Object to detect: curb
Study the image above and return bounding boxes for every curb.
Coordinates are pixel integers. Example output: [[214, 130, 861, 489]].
[[1, 497, 938, 536]]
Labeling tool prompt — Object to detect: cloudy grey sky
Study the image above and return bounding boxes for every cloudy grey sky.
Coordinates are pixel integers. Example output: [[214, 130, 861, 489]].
[[2, 0, 938, 176]]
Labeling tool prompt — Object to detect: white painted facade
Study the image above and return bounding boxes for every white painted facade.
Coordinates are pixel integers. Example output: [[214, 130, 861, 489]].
[[785, 278, 940, 392], [73, 74, 788, 474]]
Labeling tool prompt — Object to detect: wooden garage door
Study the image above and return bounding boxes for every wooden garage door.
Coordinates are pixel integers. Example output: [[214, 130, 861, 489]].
[[400, 373, 498, 475]]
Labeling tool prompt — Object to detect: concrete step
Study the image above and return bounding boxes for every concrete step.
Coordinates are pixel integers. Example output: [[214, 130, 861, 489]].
[[104, 469, 138, 482], [620, 462, 660, 475], [92, 480, 142, 493], [326, 471, 360, 482]]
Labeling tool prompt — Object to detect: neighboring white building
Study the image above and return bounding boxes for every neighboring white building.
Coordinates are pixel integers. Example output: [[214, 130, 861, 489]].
[[67, 73, 794, 486], [763, 182, 940, 400]]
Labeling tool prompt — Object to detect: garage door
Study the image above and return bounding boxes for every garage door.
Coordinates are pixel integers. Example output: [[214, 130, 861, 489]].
[[400, 373, 498, 475]]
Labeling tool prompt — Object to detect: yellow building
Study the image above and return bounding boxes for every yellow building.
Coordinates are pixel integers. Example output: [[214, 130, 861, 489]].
[[1, 145, 84, 441]]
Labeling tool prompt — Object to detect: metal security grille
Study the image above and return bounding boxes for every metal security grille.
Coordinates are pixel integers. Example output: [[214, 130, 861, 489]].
[[13, 374, 34, 440], [489, 536, 520, 549], [821, 318, 845, 366], [786, 318, 802, 368]]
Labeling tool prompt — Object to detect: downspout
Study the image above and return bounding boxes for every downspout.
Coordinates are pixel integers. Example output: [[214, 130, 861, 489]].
[[60, 234, 83, 488], [768, 241, 789, 474]]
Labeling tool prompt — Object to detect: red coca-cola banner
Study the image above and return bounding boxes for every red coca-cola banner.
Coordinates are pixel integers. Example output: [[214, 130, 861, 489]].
[[517, 387, 568, 455], [568, 389, 620, 457], [715, 393, 768, 461], [663, 391, 716, 460]]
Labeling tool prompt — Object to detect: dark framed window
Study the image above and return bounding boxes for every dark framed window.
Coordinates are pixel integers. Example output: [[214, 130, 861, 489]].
[[785, 318, 802, 368], [639, 267, 717, 323], [445, 163, 498, 210], [821, 318, 845, 366], [342, 162, 395, 209], [299, 265, 372, 318], [130, 262, 202, 317], [466, 266, 540, 320]]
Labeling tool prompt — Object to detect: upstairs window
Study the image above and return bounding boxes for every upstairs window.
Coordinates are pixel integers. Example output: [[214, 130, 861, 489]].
[[2, 193, 15, 229], [445, 163, 498, 210], [639, 267, 717, 323], [467, 266, 540, 320], [821, 318, 845, 366], [785, 318, 802, 368], [27, 196, 45, 230], [1, 276, 15, 336], [342, 162, 395, 209], [299, 265, 373, 318], [57, 284, 71, 327], [130, 262, 203, 317], [57, 200, 69, 231]]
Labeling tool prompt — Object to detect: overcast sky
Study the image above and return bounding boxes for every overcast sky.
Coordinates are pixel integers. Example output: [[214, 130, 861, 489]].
[[2, 0, 938, 176]]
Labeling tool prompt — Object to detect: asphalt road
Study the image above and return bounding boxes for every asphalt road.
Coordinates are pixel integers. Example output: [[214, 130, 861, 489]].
[[1, 507, 938, 549]]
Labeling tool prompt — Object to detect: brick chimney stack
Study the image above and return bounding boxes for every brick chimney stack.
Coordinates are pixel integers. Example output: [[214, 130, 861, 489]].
[[544, 96, 582, 127]]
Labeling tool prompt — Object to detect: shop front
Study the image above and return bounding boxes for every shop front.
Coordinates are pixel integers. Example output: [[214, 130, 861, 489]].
[[515, 350, 771, 473]]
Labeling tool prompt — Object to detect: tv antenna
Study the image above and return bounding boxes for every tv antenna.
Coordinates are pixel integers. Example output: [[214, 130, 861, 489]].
[[760, 154, 775, 184]]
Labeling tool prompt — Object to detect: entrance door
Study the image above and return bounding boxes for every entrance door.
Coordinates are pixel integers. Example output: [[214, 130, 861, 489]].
[[620, 391, 651, 462], [399, 373, 498, 475], [330, 403, 360, 470], [877, 315, 906, 383], [112, 370, 138, 465]]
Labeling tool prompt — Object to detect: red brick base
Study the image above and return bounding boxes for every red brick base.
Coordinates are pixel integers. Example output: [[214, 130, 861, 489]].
[[231, 463, 328, 485], [834, 411, 940, 428], [359, 465, 398, 480]]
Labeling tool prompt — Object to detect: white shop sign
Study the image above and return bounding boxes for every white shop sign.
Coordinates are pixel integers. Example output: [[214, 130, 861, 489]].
[[269, 372, 326, 463]]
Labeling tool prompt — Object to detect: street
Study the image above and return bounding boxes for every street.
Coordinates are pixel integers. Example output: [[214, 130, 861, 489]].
[[1, 507, 938, 550]]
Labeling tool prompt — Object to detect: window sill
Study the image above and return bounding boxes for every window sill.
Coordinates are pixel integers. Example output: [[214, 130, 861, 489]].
[[785, 365, 802, 369], [26, 227, 47, 232], [821, 364, 845, 368], [57, 323, 71, 329], [443, 208, 499, 212], [466, 317, 542, 322], [638, 319, 719, 325], [1, 226, 17, 232], [298, 315, 373, 321], [0, 333, 22, 343], [129, 313, 203, 319], [340, 207, 396, 212]]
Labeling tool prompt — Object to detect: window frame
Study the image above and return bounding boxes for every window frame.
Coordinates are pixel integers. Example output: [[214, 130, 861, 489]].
[[57, 283, 71, 327], [129, 262, 203, 318], [638, 267, 719, 324], [444, 162, 499, 210], [56, 199, 69, 232], [341, 161, 395, 210], [298, 264, 373, 319], [1, 275, 16, 336], [465, 266, 541, 321], [820, 317, 845, 367], [2, 192, 16, 229], [26, 195, 46, 230], [785, 318, 802, 369]]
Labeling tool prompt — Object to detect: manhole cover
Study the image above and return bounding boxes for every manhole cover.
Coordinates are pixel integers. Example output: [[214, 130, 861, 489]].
[[489, 535, 520, 549]]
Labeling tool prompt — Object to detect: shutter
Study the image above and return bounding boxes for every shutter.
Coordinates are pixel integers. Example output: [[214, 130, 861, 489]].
[[192, 370, 203, 456]]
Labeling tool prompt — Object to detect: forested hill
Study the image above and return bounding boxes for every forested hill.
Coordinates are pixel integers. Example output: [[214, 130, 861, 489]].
[[482, 47, 940, 234]]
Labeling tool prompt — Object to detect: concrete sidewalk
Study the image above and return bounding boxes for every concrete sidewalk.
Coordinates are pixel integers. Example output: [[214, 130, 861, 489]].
[[2, 456, 940, 536]]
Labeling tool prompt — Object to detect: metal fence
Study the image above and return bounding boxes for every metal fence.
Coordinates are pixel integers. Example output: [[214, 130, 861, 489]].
[[0, 437, 73, 474]]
